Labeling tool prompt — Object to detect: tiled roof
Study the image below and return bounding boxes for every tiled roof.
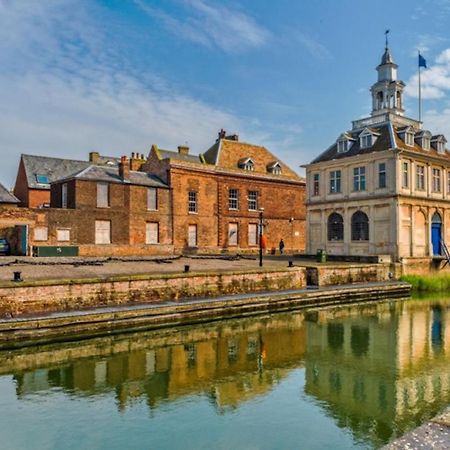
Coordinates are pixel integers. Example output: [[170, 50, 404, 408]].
[[55, 165, 168, 188], [157, 148, 203, 164], [0, 182, 19, 204]]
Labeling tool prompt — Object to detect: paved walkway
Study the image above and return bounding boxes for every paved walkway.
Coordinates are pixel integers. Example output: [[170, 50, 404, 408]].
[[0, 254, 350, 282]]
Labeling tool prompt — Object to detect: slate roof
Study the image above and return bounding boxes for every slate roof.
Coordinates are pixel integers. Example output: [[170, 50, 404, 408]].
[[0, 182, 19, 204], [56, 165, 168, 188], [311, 122, 450, 164]]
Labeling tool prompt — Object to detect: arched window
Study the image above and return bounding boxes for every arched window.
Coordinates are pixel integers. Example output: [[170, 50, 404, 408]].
[[328, 213, 344, 241], [351, 211, 369, 241]]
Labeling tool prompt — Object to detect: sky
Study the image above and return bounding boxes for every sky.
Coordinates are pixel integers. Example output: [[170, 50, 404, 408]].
[[2, 0, 450, 188]]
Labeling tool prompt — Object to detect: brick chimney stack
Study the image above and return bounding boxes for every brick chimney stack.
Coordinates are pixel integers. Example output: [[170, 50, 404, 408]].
[[130, 152, 146, 171], [89, 151, 100, 164], [119, 155, 130, 180], [178, 145, 190, 155]]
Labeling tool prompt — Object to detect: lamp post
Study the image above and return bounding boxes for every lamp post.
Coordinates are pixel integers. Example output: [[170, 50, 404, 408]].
[[259, 207, 264, 267]]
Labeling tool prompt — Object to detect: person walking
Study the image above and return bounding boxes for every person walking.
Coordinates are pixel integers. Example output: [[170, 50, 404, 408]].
[[279, 238, 285, 255]]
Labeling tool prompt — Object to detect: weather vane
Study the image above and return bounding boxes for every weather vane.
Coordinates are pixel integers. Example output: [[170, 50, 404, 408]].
[[385, 29, 390, 49]]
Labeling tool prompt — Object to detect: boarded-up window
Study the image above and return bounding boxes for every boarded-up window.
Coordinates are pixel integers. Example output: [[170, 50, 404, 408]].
[[57, 229, 70, 242], [97, 183, 109, 208], [147, 188, 157, 210], [62, 183, 68, 208], [34, 227, 48, 241], [146, 222, 159, 244], [228, 223, 238, 246], [95, 220, 111, 244], [188, 224, 197, 247], [248, 224, 257, 246]]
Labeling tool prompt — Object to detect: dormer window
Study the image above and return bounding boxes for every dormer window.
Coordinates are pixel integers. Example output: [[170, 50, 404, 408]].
[[238, 157, 255, 171], [267, 161, 282, 175], [359, 128, 379, 149], [336, 133, 354, 153], [431, 135, 447, 154], [360, 134, 372, 148], [405, 131, 414, 146], [415, 130, 432, 150]]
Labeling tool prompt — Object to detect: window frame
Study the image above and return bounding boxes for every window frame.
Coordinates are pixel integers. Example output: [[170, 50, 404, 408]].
[[378, 163, 386, 189], [188, 191, 198, 214], [353, 167, 366, 191], [327, 213, 344, 241], [432, 168, 442, 192], [56, 228, 70, 242], [147, 187, 158, 211], [402, 162, 409, 188], [313, 173, 320, 196], [97, 182, 109, 208], [329, 170, 341, 194], [145, 222, 159, 244], [416, 165, 425, 190], [247, 191, 258, 211], [351, 211, 369, 241], [248, 223, 258, 246], [360, 134, 372, 149], [61, 183, 68, 208], [228, 189, 239, 210], [34, 226, 48, 242]]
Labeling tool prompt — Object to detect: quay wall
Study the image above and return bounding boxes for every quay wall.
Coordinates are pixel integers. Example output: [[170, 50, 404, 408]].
[[0, 263, 394, 318]]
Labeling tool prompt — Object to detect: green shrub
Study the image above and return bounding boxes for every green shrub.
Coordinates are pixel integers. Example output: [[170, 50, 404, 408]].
[[400, 274, 450, 292]]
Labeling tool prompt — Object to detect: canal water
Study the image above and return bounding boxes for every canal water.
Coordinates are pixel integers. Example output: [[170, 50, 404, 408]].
[[0, 297, 449, 450]]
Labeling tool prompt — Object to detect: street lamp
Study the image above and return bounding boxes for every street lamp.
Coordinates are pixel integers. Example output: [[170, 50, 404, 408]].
[[259, 207, 264, 267]]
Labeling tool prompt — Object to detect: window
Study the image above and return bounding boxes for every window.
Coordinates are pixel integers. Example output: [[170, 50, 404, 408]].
[[313, 173, 320, 196], [353, 167, 366, 191], [327, 213, 343, 241], [188, 191, 197, 213], [329, 170, 341, 194], [402, 162, 409, 188], [57, 229, 70, 242], [351, 211, 369, 241], [448, 172, 450, 194], [147, 188, 157, 210], [378, 163, 386, 188], [228, 223, 238, 245], [422, 137, 430, 150], [188, 224, 197, 247], [248, 224, 258, 246], [405, 132, 414, 146], [95, 220, 111, 244], [97, 183, 109, 208], [146, 222, 159, 244], [432, 168, 441, 192], [269, 163, 282, 175], [35, 174, 49, 184], [243, 161, 254, 171], [62, 183, 68, 208], [437, 141, 445, 153], [416, 165, 425, 190], [248, 191, 258, 211], [337, 140, 348, 153], [34, 227, 48, 241], [229, 189, 239, 210], [360, 134, 372, 149]]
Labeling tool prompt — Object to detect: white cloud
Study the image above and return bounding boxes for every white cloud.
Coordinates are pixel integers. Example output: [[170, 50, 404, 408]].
[[0, 0, 243, 187], [135, 0, 270, 53]]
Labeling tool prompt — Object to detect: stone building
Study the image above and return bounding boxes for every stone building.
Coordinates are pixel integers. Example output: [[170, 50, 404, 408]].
[[304, 44, 450, 263]]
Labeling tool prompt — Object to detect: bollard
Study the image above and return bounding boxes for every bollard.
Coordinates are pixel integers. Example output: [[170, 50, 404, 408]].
[[13, 271, 23, 282], [288, 260, 294, 268], [184, 265, 190, 273]]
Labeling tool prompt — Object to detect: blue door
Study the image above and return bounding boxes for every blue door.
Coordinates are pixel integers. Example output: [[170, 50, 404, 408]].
[[432, 223, 441, 255]]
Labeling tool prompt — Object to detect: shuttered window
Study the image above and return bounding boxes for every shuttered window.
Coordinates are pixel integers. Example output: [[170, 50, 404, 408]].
[[146, 222, 159, 244], [62, 183, 68, 208], [147, 188, 157, 210], [34, 227, 48, 241], [95, 220, 111, 244], [248, 224, 257, 246], [228, 223, 238, 245], [97, 183, 109, 208]]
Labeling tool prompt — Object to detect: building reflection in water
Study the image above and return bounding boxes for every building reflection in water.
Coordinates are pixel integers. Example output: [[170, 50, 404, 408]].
[[304, 299, 450, 447], [1, 298, 449, 447]]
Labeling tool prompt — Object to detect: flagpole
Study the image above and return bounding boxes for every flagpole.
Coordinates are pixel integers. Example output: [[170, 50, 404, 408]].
[[418, 51, 422, 123]]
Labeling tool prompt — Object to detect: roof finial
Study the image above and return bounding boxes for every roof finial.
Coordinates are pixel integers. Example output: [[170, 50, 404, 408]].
[[385, 29, 390, 49]]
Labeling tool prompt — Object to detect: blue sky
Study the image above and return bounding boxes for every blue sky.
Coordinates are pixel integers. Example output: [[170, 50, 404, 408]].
[[2, 0, 450, 187]]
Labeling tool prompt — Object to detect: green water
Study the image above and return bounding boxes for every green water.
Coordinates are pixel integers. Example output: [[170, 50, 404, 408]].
[[0, 297, 449, 450]]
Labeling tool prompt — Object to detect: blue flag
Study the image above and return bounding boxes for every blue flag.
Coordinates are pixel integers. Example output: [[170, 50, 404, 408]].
[[419, 54, 427, 68]]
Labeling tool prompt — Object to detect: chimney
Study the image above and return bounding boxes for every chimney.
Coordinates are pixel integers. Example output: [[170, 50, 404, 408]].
[[217, 129, 226, 142], [178, 145, 190, 155], [89, 151, 100, 164], [228, 134, 239, 141], [130, 152, 146, 171], [119, 155, 130, 180]]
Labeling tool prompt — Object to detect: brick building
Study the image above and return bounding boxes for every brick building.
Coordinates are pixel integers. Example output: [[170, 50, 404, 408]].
[[7, 132, 305, 256]]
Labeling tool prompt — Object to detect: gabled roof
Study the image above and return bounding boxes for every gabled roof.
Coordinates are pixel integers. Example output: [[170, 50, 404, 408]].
[[0, 182, 19, 204], [53, 165, 168, 188], [152, 145, 203, 164]]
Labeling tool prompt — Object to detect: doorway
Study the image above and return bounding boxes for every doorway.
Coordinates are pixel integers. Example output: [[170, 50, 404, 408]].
[[431, 212, 442, 256]]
